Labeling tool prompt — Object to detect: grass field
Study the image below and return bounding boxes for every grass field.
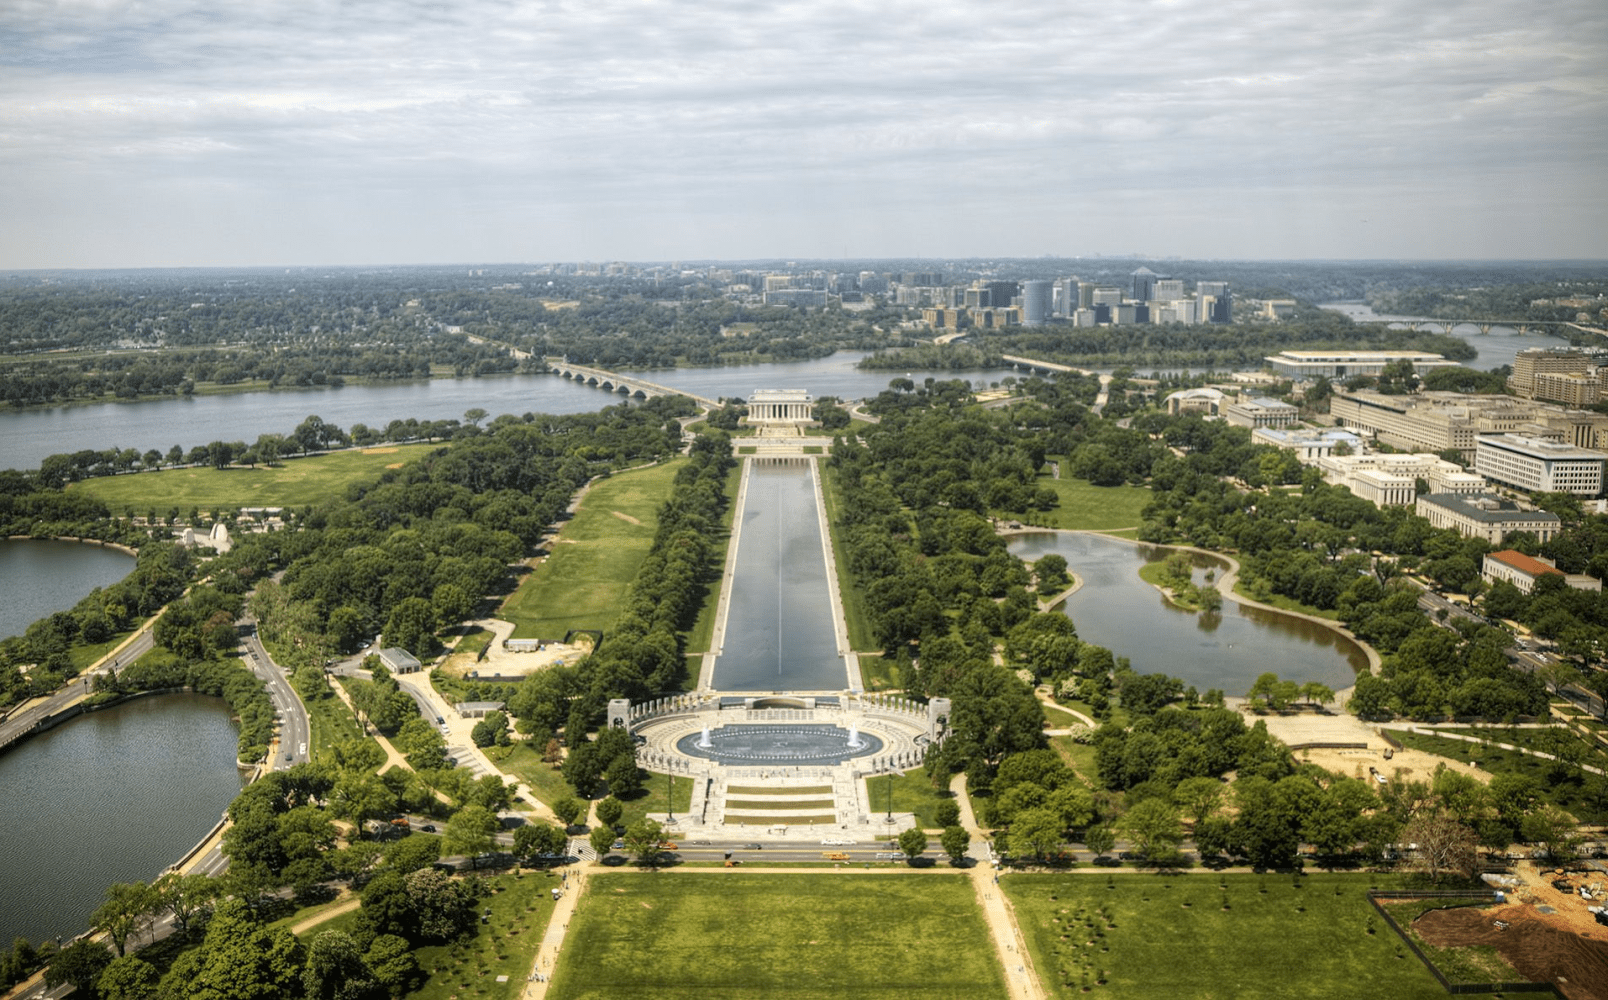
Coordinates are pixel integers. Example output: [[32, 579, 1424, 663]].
[[547, 873, 1006, 1000], [1004, 872, 1448, 999], [291, 870, 559, 1000], [496, 743, 582, 812], [999, 472, 1152, 531], [68, 445, 440, 511], [500, 460, 683, 638], [874, 768, 953, 829]]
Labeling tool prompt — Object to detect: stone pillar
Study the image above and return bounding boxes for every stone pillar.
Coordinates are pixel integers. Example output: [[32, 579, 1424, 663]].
[[928, 697, 951, 743], [608, 698, 631, 733]]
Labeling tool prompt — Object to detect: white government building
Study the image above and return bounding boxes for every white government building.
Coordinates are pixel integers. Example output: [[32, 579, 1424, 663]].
[[1474, 434, 1607, 496], [747, 389, 815, 424]]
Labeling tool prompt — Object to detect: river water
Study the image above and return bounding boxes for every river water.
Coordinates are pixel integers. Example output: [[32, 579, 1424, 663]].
[[1007, 532, 1367, 694], [0, 539, 136, 642], [710, 461, 846, 691], [1318, 302, 1568, 371], [0, 352, 1002, 473], [0, 693, 247, 947]]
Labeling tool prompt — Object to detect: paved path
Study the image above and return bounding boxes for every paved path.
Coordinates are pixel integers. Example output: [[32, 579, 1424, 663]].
[[1394, 724, 1607, 778], [521, 870, 587, 998], [950, 774, 1048, 1000], [698, 457, 751, 687]]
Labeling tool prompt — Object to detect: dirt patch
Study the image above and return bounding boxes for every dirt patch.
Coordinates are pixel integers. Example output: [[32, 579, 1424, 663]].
[[1414, 904, 1608, 1000], [611, 510, 642, 525], [360, 447, 400, 454], [385, 463, 404, 469]]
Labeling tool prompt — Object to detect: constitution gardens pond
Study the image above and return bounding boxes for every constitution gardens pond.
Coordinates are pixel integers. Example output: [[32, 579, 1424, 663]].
[[1007, 531, 1367, 694], [0, 692, 247, 947]]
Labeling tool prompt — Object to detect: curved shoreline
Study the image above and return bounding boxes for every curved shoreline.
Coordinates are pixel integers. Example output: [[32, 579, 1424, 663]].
[[6, 533, 140, 557], [1005, 528, 1383, 680]]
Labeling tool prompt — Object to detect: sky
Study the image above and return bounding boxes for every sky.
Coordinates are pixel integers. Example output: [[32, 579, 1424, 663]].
[[2, 0, 1606, 268]]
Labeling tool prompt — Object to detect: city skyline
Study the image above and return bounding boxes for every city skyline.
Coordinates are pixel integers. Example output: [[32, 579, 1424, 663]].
[[2, 0, 1606, 269]]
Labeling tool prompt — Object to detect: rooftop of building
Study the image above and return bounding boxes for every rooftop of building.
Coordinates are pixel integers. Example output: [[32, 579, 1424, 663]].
[[1485, 549, 1563, 578], [1416, 493, 1561, 523], [1476, 434, 1608, 459]]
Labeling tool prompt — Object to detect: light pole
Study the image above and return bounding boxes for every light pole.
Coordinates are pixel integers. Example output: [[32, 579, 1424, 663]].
[[666, 769, 674, 824]]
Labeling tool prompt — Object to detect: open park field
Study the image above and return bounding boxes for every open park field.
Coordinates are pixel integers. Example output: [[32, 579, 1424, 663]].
[[547, 873, 1007, 1000], [500, 460, 683, 639], [68, 444, 439, 512], [1004, 872, 1448, 999], [1003, 472, 1152, 532]]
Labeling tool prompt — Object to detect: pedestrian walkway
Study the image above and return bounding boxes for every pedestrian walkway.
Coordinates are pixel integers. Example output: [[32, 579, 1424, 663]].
[[521, 870, 587, 999]]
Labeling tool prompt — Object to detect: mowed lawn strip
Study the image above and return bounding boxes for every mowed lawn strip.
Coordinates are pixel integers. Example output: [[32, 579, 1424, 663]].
[[548, 873, 1007, 1000], [1001, 473, 1152, 531], [68, 445, 440, 511], [500, 460, 683, 638], [1003, 872, 1448, 1000]]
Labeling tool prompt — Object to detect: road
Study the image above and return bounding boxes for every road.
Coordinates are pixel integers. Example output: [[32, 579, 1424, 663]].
[[0, 624, 155, 752], [238, 619, 312, 771]]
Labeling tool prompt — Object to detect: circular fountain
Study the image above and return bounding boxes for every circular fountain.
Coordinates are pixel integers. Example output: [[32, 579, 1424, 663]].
[[676, 724, 884, 766]]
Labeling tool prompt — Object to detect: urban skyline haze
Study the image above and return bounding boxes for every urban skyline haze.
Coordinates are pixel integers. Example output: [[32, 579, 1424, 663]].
[[2, 0, 1605, 269]]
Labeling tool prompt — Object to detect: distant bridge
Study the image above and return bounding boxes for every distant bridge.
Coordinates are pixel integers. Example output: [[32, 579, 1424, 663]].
[[546, 360, 720, 409], [999, 354, 1098, 378], [1379, 318, 1587, 337]]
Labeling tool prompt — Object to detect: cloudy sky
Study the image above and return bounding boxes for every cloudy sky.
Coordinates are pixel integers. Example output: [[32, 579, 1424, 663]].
[[2, 0, 1605, 268]]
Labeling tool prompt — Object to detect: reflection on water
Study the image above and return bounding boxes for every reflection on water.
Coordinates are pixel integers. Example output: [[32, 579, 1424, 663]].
[[711, 461, 846, 691], [0, 694, 246, 946], [1007, 531, 1366, 693]]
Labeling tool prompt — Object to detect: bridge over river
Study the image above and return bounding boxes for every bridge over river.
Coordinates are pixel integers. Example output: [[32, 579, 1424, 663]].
[[545, 359, 721, 408]]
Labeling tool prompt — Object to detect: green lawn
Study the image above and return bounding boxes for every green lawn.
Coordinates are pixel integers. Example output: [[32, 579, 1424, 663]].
[[1004, 872, 1448, 999], [548, 873, 1006, 1000], [819, 463, 878, 651], [857, 653, 906, 692], [999, 472, 1152, 531], [499, 460, 684, 638], [68, 444, 440, 511], [615, 773, 694, 829], [872, 768, 952, 829], [496, 743, 581, 812], [302, 689, 365, 761]]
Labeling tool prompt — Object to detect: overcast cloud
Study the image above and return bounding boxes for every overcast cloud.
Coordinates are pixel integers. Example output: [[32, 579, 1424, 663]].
[[1, 0, 1605, 267]]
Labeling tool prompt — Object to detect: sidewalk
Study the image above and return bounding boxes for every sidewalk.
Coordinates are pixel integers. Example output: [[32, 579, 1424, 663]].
[[521, 869, 587, 998]]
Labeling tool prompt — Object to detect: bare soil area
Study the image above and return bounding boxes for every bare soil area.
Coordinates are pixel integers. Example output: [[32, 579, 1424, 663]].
[[1415, 904, 1608, 1000]]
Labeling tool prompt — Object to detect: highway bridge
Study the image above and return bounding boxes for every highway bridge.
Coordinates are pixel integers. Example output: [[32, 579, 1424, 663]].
[[546, 359, 720, 409]]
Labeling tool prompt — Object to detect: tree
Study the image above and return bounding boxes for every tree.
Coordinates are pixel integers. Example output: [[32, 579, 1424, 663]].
[[1173, 777, 1225, 825], [363, 935, 421, 997], [171, 896, 304, 1000], [155, 872, 217, 939], [1010, 807, 1063, 859], [552, 796, 585, 829], [1117, 799, 1183, 862], [595, 796, 625, 829], [302, 930, 379, 1000], [604, 753, 644, 797], [590, 825, 617, 860], [92, 882, 160, 957], [1083, 824, 1115, 859], [96, 955, 160, 1000], [624, 818, 665, 866], [898, 827, 929, 862], [45, 941, 111, 997], [1402, 811, 1477, 883], [514, 822, 567, 862], [383, 835, 441, 875], [404, 867, 482, 942], [445, 804, 501, 867], [941, 825, 970, 865]]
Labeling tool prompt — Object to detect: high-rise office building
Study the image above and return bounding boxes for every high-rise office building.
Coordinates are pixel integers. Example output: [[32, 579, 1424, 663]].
[[1021, 280, 1053, 326], [1055, 277, 1081, 317], [1197, 282, 1232, 322], [1130, 266, 1162, 302], [1153, 279, 1185, 302], [984, 281, 1020, 313]]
